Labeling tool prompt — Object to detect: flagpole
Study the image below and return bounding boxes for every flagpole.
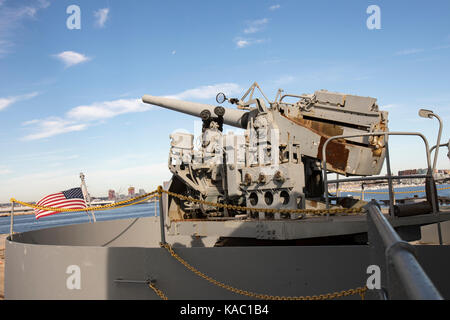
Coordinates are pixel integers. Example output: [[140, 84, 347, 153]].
[[80, 172, 96, 222]]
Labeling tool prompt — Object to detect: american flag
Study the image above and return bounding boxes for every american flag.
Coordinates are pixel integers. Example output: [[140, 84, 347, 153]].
[[34, 187, 87, 219]]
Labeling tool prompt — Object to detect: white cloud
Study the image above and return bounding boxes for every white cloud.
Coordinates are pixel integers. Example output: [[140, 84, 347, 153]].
[[54, 51, 90, 68], [21, 98, 152, 140], [395, 48, 424, 56], [432, 44, 450, 50], [0, 166, 12, 175], [172, 50, 176, 55], [67, 98, 152, 121], [236, 39, 249, 48], [0, 0, 50, 57], [164, 83, 242, 100], [381, 104, 400, 109], [235, 38, 267, 48], [0, 91, 39, 111], [94, 8, 109, 28], [273, 75, 295, 86], [22, 117, 88, 141], [269, 4, 280, 11], [244, 18, 269, 34]]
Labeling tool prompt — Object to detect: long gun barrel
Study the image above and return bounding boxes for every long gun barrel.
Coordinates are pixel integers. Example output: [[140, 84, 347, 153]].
[[142, 95, 249, 129]]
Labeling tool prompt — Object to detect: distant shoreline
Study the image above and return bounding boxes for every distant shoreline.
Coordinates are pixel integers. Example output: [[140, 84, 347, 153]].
[[330, 182, 449, 192]]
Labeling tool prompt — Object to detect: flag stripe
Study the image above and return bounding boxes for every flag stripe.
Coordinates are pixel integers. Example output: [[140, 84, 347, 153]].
[[35, 202, 87, 215], [35, 200, 87, 212], [37, 198, 86, 209], [34, 187, 87, 219], [35, 203, 87, 213], [36, 192, 64, 204], [38, 195, 67, 206], [36, 208, 85, 219]]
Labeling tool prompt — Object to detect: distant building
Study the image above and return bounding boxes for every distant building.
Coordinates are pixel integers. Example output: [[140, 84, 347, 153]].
[[108, 190, 116, 200], [128, 187, 135, 196], [398, 169, 417, 176], [138, 188, 146, 195]]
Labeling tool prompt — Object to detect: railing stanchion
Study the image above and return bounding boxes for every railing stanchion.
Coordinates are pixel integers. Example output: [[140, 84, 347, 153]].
[[10, 201, 15, 240], [384, 139, 396, 217], [158, 186, 166, 245]]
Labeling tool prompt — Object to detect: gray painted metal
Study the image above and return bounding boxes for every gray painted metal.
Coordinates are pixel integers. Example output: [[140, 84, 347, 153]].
[[159, 192, 166, 244], [5, 216, 450, 300], [366, 205, 442, 300], [168, 211, 450, 240], [5, 217, 368, 300]]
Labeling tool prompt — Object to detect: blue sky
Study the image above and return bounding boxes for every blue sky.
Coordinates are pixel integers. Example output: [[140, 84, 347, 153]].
[[0, 0, 449, 202]]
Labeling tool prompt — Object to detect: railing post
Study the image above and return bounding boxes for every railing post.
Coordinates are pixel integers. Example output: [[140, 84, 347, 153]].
[[10, 201, 15, 241], [157, 186, 166, 245], [361, 183, 365, 201], [384, 139, 396, 217], [336, 173, 340, 198]]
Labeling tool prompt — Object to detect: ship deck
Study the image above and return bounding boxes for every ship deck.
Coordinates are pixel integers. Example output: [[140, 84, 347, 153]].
[[2, 206, 450, 300], [168, 207, 450, 241]]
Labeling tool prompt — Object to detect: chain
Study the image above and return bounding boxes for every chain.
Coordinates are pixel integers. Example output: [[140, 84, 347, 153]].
[[10, 191, 159, 213], [148, 282, 168, 300], [161, 242, 367, 300], [159, 188, 364, 216], [11, 184, 449, 216], [10, 186, 364, 216]]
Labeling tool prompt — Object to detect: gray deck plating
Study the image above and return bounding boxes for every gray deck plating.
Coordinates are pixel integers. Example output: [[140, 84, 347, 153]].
[[5, 216, 450, 299]]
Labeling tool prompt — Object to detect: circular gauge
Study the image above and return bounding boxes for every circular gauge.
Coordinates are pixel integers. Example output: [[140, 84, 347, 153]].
[[216, 92, 226, 104]]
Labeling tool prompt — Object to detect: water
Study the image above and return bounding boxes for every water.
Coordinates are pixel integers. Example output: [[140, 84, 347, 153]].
[[338, 183, 450, 206], [0, 202, 159, 234], [1, 184, 449, 234]]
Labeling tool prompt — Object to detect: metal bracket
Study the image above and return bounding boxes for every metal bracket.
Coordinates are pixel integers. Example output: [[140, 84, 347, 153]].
[[114, 277, 155, 285]]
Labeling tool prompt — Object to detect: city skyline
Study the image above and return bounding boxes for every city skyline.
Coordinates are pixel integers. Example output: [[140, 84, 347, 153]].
[[0, 1, 449, 202]]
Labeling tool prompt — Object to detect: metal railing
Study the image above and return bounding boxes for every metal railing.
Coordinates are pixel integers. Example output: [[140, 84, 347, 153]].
[[366, 204, 443, 299], [321, 132, 439, 218]]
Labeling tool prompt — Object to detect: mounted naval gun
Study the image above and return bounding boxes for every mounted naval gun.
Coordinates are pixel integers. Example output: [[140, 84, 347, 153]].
[[142, 82, 389, 220]]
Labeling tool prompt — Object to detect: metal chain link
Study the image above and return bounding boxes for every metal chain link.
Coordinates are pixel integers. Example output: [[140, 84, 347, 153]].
[[160, 242, 367, 300], [148, 282, 168, 300], [159, 187, 364, 216]]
